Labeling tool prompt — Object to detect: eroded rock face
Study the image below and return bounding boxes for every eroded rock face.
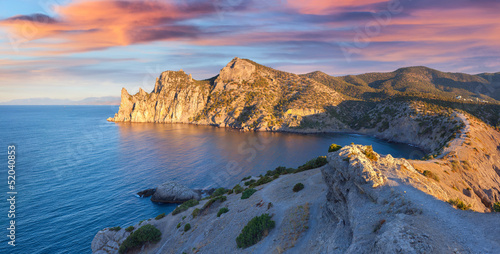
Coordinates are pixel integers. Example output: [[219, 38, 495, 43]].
[[111, 70, 210, 123], [91, 228, 129, 254], [213, 57, 255, 91], [150, 181, 200, 203], [109, 57, 343, 132]]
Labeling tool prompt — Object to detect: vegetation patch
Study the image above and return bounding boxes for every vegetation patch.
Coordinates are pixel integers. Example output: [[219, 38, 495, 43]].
[[172, 199, 200, 215], [233, 184, 244, 194], [125, 226, 135, 232], [212, 188, 228, 197], [192, 208, 200, 218], [244, 179, 256, 186], [236, 214, 275, 248], [241, 176, 251, 181], [493, 202, 500, 212], [328, 143, 342, 153], [217, 207, 229, 217], [293, 183, 305, 192], [109, 226, 121, 232], [448, 198, 472, 210], [295, 156, 328, 173], [363, 145, 378, 161], [184, 223, 191, 232], [203, 195, 227, 210], [176, 223, 181, 229], [422, 170, 440, 182], [118, 224, 161, 254], [241, 188, 257, 199], [248, 176, 273, 188], [155, 213, 166, 220]]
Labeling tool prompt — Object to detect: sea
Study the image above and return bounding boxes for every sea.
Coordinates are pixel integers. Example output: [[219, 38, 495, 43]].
[[0, 106, 424, 253]]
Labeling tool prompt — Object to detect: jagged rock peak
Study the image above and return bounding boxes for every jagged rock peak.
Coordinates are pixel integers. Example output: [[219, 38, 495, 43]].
[[217, 57, 256, 83], [153, 70, 194, 93]]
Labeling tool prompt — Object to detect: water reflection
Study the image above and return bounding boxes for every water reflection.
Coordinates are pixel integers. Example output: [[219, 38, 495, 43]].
[[116, 123, 423, 188]]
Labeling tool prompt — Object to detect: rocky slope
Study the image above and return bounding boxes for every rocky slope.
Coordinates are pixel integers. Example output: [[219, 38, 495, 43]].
[[109, 58, 499, 154], [109, 57, 343, 131], [92, 133, 500, 253], [99, 59, 500, 253]]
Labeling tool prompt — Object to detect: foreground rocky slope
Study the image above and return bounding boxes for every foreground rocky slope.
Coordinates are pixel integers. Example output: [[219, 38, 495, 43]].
[[93, 139, 500, 253], [93, 113, 500, 253], [99, 59, 500, 253]]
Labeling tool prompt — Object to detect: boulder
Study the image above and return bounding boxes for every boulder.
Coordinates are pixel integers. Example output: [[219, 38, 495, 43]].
[[150, 181, 200, 203], [137, 188, 156, 197]]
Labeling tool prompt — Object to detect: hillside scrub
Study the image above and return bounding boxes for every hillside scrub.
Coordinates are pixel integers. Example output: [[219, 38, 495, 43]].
[[293, 183, 305, 192], [118, 224, 161, 254], [236, 214, 275, 248], [448, 198, 472, 210], [217, 207, 229, 217], [172, 199, 199, 215], [241, 189, 257, 199], [328, 144, 342, 153]]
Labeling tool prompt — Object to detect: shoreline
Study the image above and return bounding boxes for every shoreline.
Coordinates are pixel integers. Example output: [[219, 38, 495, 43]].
[[108, 119, 431, 156]]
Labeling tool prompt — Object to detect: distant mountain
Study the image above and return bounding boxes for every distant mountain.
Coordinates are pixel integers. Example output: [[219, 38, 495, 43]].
[[0, 96, 121, 105], [301, 66, 500, 102]]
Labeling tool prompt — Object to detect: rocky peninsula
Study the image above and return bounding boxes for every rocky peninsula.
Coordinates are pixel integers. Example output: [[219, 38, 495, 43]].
[[95, 59, 500, 253]]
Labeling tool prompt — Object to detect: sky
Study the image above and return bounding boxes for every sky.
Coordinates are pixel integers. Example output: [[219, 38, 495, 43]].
[[0, 0, 499, 102]]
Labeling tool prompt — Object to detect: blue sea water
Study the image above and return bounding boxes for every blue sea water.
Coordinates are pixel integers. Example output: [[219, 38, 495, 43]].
[[0, 106, 424, 253]]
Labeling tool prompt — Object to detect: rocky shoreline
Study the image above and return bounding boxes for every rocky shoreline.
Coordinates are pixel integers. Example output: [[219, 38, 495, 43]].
[[92, 130, 500, 253], [96, 58, 500, 253]]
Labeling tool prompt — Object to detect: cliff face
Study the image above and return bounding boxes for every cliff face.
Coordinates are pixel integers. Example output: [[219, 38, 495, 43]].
[[112, 70, 210, 123], [109, 58, 499, 156], [109, 57, 344, 131]]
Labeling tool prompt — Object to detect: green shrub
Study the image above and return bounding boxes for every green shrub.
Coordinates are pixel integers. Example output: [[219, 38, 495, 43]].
[[249, 176, 273, 188], [241, 188, 257, 199], [493, 202, 500, 212], [118, 224, 161, 254], [328, 144, 342, 153], [203, 195, 227, 209], [241, 176, 251, 181], [422, 170, 439, 182], [125, 226, 134, 232], [363, 146, 378, 161], [244, 179, 256, 186], [109, 226, 121, 231], [172, 199, 200, 215], [192, 208, 200, 218], [155, 213, 166, 220], [227, 189, 234, 194], [233, 184, 244, 194], [176, 222, 181, 229], [212, 188, 227, 197], [236, 214, 275, 248], [448, 198, 471, 210], [217, 207, 229, 217], [293, 183, 304, 192], [295, 156, 328, 173], [265, 166, 291, 176], [184, 223, 191, 232]]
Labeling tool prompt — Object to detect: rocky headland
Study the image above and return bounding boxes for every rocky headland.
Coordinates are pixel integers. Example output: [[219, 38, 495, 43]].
[[95, 59, 500, 253]]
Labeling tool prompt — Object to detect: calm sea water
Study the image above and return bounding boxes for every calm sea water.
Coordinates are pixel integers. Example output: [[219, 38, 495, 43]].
[[0, 106, 423, 254]]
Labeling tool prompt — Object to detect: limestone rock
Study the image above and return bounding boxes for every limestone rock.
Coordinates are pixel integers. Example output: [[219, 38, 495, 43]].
[[150, 181, 200, 203], [137, 188, 156, 197]]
